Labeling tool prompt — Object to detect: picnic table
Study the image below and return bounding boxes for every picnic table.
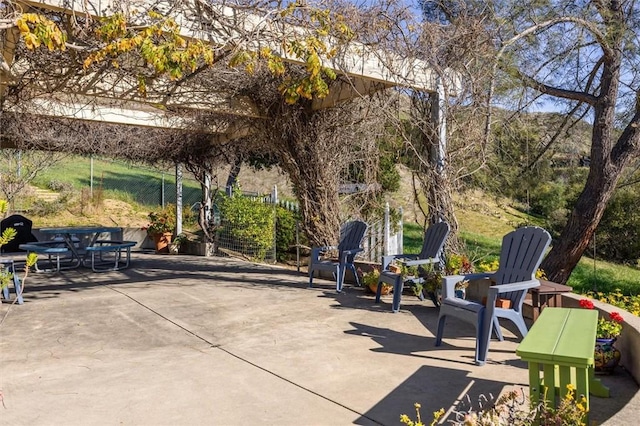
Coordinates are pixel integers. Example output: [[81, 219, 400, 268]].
[[19, 226, 135, 272]]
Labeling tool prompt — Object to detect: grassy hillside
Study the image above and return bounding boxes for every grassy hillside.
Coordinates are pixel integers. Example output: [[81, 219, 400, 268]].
[[21, 154, 640, 292], [404, 191, 640, 295]]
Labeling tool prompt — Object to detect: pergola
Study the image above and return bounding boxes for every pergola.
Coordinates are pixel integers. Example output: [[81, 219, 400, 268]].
[[1, 0, 458, 234]]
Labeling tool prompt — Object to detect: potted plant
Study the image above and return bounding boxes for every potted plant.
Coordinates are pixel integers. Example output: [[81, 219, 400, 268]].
[[168, 233, 188, 255], [359, 267, 393, 295], [579, 299, 624, 372], [143, 206, 176, 253]]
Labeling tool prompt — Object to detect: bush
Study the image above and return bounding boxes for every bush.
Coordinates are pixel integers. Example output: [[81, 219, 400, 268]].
[[217, 191, 276, 261], [595, 187, 640, 264], [30, 199, 66, 216], [275, 207, 299, 262], [401, 385, 588, 426], [47, 179, 73, 192], [528, 182, 566, 217]]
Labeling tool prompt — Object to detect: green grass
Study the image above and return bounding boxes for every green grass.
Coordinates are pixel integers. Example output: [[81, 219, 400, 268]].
[[402, 222, 425, 254], [569, 260, 640, 295], [404, 222, 640, 295], [32, 155, 202, 208]]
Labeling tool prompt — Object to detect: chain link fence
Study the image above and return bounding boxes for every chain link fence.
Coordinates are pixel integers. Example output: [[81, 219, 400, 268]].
[[84, 158, 202, 209]]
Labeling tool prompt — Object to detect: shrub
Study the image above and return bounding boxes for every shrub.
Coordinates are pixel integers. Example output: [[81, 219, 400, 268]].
[[144, 205, 176, 235], [275, 207, 298, 262], [47, 179, 73, 192], [595, 187, 640, 264], [584, 289, 640, 317], [30, 199, 66, 216], [217, 191, 275, 261], [528, 182, 566, 217]]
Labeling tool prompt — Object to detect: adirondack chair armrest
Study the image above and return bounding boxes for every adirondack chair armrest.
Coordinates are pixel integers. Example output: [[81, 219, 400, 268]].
[[442, 273, 493, 298], [442, 274, 465, 298], [311, 246, 338, 262], [342, 247, 363, 255], [340, 247, 363, 263], [381, 254, 417, 270], [489, 279, 540, 295], [381, 254, 439, 271], [404, 257, 439, 267]]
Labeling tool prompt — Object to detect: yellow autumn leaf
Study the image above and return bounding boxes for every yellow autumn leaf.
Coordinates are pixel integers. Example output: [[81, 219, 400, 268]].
[[17, 19, 29, 33]]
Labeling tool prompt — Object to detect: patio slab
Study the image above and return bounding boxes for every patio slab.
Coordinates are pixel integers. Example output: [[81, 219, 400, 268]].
[[1, 253, 637, 425]]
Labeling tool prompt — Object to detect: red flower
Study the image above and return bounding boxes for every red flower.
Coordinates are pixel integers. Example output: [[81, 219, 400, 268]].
[[579, 299, 594, 309], [610, 312, 624, 323]]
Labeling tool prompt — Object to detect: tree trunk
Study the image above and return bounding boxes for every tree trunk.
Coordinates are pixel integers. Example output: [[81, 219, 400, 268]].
[[259, 100, 345, 247], [413, 92, 463, 254], [541, 51, 640, 283], [541, 170, 617, 284], [425, 167, 463, 253], [277, 136, 342, 247]]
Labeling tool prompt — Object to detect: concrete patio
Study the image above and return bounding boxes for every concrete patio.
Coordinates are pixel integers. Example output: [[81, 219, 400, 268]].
[[1, 253, 637, 425]]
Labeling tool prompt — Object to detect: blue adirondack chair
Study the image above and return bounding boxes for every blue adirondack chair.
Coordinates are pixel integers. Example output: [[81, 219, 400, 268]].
[[435, 226, 551, 365], [375, 221, 450, 312], [308, 220, 368, 292]]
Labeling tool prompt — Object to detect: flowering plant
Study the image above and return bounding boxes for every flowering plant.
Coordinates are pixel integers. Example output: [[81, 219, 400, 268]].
[[579, 299, 624, 339], [358, 266, 394, 293], [142, 206, 176, 235]]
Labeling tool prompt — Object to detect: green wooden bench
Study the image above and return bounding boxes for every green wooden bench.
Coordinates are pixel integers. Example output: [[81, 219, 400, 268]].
[[516, 307, 610, 419]]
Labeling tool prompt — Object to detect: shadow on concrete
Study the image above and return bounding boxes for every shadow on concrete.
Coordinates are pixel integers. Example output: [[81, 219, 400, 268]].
[[18, 253, 310, 303], [355, 365, 513, 425]]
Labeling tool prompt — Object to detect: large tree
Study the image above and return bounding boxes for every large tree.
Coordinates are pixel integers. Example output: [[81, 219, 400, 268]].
[[420, 0, 640, 283], [486, 0, 640, 283]]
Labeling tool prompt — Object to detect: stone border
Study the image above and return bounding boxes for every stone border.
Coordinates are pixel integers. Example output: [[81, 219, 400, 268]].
[[561, 292, 640, 382], [560, 292, 640, 425]]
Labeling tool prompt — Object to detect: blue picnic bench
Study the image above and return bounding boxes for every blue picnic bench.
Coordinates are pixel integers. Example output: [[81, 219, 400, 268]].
[[85, 240, 136, 272], [18, 242, 74, 272], [19, 239, 136, 273]]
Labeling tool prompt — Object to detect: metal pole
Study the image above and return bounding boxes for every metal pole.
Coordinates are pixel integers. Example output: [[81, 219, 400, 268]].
[[90, 155, 94, 197], [161, 172, 165, 208], [296, 220, 300, 273], [16, 150, 22, 178]]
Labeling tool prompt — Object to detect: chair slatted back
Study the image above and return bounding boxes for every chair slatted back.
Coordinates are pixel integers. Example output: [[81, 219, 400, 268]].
[[337, 220, 367, 256], [418, 221, 451, 261], [493, 226, 551, 304]]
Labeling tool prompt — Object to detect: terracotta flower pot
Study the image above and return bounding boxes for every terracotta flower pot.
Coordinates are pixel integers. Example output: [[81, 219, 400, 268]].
[[368, 282, 392, 295], [152, 232, 173, 254], [388, 264, 402, 274]]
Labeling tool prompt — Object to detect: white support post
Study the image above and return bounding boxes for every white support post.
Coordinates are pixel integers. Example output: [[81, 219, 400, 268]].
[[398, 207, 404, 255], [430, 78, 447, 174], [384, 203, 391, 256], [175, 162, 183, 236]]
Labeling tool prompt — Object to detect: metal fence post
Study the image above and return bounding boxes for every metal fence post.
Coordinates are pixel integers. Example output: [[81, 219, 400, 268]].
[[90, 155, 94, 197], [161, 172, 165, 208]]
